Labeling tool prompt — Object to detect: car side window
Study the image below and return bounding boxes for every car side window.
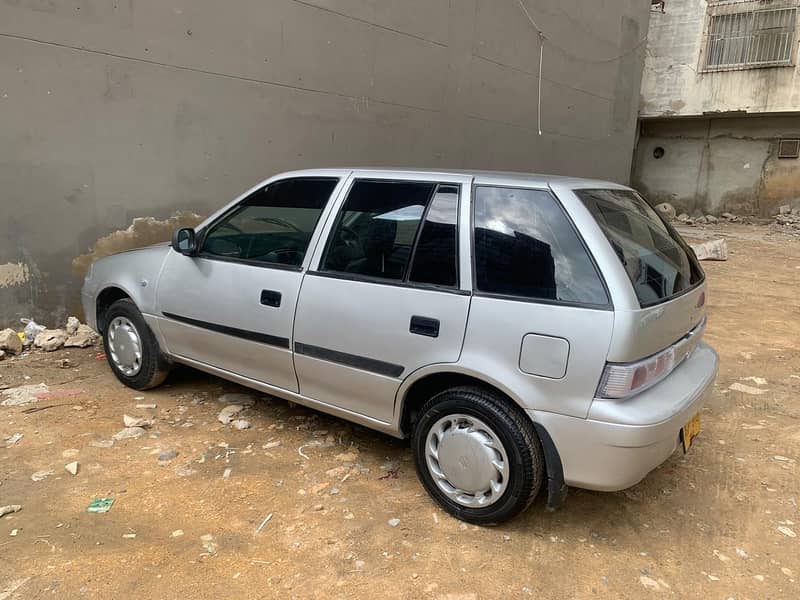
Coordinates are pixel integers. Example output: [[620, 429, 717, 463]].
[[321, 180, 437, 281], [473, 186, 609, 306], [408, 185, 459, 287], [201, 177, 338, 267]]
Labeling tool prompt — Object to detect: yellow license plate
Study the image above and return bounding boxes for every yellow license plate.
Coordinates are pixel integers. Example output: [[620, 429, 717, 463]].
[[681, 413, 701, 453]]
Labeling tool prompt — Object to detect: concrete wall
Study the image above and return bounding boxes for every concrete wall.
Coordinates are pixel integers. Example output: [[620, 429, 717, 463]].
[[0, 0, 650, 326], [632, 115, 800, 215], [641, 0, 800, 117]]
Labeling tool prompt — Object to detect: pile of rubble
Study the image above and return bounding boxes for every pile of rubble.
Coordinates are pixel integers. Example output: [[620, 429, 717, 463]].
[[654, 202, 745, 227], [772, 205, 800, 236], [0, 316, 99, 360]]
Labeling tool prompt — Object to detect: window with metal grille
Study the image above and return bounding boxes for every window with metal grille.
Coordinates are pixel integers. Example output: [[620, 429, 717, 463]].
[[705, 3, 797, 71]]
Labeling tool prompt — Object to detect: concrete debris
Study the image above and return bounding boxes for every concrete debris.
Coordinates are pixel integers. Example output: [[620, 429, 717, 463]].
[[1, 383, 49, 406], [0, 505, 22, 518], [741, 376, 767, 386], [4, 433, 23, 447], [218, 393, 256, 407], [777, 526, 796, 538], [158, 450, 178, 461], [200, 533, 218, 554], [89, 439, 114, 448], [735, 547, 749, 559], [222, 467, 232, 479], [34, 328, 68, 352], [778, 204, 792, 215], [65, 461, 79, 475], [122, 533, 136, 539], [31, 469, 54, 482], [0, 328, 23, 354], [172, 529, 184, 537], [58, 358, 71, 368], [232, 419, 251, 430], [218, 404, 245, 424], [66, 316, 80, 335], [335, 452, 358, 463], [123, 414, 154, 428], [691, 239, 728, 261], [112, 427, 146, 441], [136, 403, 157, 409], [65, 324, 99, 348], [655, 202, 676, 220], [729, 382, 767, 396], [388, 518, 401, 527]]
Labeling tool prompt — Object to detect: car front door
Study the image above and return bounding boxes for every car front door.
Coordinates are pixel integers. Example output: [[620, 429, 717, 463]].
[[155, 175, 343, 392], [292, 172, 473, 424]]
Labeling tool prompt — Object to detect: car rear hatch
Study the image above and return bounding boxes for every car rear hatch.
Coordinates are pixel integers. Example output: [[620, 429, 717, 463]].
[[575, 188, 707, 399]]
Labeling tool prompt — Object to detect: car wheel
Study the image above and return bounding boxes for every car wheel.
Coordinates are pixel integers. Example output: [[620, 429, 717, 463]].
[[412, 386, 544, 525], [102, 299, 171, 390]]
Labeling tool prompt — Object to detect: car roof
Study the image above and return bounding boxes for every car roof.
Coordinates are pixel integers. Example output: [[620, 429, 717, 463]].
[[270, 167, 631, 190]]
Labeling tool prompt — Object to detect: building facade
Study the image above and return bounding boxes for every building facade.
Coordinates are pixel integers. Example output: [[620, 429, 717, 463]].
[[634, 0, 800, 216], [0, 1, 650, 325]]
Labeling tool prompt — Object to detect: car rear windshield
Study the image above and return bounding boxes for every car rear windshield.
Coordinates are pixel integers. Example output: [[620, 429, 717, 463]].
[[576, 189, 703, 307]]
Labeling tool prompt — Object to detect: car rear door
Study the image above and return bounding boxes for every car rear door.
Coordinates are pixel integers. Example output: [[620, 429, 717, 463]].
[[293, 171, 473, 424], [155, 175, 344, 392]]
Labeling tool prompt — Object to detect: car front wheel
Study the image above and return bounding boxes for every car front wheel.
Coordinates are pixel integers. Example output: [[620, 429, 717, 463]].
[[102, 299, 171, 390], [412, 386, 544, 525]]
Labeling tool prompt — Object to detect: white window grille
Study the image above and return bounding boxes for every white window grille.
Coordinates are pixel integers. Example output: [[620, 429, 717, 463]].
[[704, 2, 798, 71]]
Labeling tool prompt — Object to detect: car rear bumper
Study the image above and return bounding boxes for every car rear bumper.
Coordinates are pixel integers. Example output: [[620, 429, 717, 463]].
[[530, 342, 719, 492]]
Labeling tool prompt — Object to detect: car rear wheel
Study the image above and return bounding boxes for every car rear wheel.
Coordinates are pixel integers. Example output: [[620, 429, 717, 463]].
[[412, 386, 544, 525], [103, 299, 171, 390]]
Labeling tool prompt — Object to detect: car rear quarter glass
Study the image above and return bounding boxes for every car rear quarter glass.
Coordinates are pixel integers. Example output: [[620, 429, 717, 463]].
[[473, 186, 609, 306], [576, 189, 703, 307]]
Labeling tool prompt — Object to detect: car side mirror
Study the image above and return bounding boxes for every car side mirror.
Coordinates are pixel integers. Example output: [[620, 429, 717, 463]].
[[172, 227, 198, 256]]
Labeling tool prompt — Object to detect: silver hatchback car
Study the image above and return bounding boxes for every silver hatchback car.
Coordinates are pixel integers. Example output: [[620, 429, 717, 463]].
[[82, 168, 718, 524]]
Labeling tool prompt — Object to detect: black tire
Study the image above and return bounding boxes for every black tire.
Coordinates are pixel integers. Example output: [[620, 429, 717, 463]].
[[102, 299, 171, 390], [412, 386, 544, 525]]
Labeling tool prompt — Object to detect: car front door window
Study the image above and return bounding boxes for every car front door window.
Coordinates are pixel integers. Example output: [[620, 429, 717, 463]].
[[201, 177, 338, 267]]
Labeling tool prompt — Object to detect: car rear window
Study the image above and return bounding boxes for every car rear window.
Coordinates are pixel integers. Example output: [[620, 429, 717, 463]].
[[576, 189, 703, 307]]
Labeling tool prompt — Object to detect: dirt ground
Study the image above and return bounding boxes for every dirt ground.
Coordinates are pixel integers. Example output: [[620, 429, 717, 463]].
[[1, 223, 798, 600]]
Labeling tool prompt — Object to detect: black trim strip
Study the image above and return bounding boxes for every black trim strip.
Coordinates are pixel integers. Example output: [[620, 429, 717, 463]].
[[162, 312, 290, 349], [294, 342, 404, 378]]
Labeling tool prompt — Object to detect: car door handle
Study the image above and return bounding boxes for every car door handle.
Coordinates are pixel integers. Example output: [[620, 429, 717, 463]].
[[260, 289, 282, 308], [410, 315, 440, 338]]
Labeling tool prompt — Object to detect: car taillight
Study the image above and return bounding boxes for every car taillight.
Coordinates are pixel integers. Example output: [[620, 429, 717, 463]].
[[596, 345, 679, 399]]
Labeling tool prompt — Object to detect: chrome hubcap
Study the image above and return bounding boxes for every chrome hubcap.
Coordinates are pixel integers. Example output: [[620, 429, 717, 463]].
[[107, 317, 142, 376], [425, 414, 509, 508]]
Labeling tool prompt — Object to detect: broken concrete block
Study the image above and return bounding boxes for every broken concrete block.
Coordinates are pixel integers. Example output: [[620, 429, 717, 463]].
[[112, 427, 146, 441], [655, 202, 676, 220], [65, 461, 79, 475], [0, 328, 23, 354], [691, 238, 728, 261], [64, 324, 99, 348], [218, 404, 245, 424], [123, 414, 153, 428], [34, 329, 68, 352], [66, 316, 80, 335]]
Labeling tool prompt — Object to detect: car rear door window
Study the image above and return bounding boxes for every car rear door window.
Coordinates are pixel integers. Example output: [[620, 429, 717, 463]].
[[408, 185, 459, 287], [473, 186, 609, 306], [322, 180, 437, 281], [201, 177, 337, 267]]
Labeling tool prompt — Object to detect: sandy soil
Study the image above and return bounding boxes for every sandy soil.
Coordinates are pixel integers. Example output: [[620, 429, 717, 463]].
[[1, 224, 798, 599]]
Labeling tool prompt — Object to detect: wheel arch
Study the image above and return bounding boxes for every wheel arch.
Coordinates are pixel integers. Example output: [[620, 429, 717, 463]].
[[396, 366, 567, 509], [95, 286, 134, 333]]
